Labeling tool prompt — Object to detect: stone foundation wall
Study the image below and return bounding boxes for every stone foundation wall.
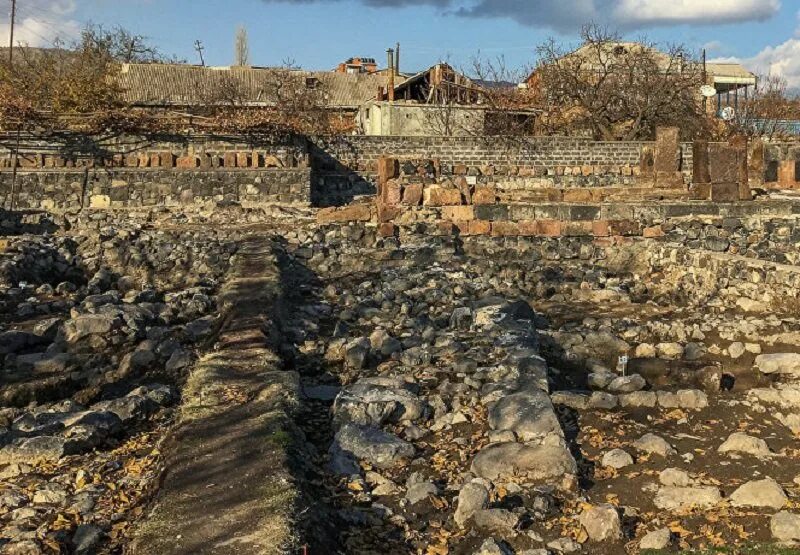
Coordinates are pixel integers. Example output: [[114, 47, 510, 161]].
[[0, 132, 308, 169], [311, 218, 800, 315], [312, 135, 693, 171], [310, 136, 695, 202], [0, 168, 312, 210], [651, 216, 800, 264], [645, 244, 800, 311]]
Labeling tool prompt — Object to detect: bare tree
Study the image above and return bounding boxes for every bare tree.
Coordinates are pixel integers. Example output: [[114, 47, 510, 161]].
[[234, 26, 250, 67], [189, 60, 336, 135], [80, 24, 180, 64], [532, 25, 707, 140], [469, 55, 537, 136], [0, 24, 183, 132], [727, 75, 800, 140], [421, 57, 537, 137]]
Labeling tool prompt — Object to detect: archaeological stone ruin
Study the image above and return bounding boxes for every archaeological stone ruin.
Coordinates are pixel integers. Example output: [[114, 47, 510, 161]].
[[3, 129, 800, 555]]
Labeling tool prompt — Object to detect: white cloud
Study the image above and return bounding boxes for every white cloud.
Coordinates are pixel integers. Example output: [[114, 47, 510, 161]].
[[719, 39, 800, 89], [1, 0, 82, 49], [614, 0, 780, 26], [711, 10, 800, 90]]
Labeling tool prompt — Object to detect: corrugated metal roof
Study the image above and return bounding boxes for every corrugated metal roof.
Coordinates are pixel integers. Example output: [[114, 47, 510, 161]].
[[114, 63, 393, 108], [705, 63, 757, 81]]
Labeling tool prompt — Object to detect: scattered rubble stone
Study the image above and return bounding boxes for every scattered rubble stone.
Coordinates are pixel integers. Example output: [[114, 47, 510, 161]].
[[718, 432, 772, 458], [639, 527, 672, 550], [601, 448, 634, 469], [633, 433, 677, 457], [578, 503, 622, 542], [771, 512, 800, 543], [729, 478, 788, 509], [654, 485, 722, 510]]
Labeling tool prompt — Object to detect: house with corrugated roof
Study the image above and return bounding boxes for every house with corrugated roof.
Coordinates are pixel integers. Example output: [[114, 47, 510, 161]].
[[113, 63, 395, 115], [525, 41, 757, 117]]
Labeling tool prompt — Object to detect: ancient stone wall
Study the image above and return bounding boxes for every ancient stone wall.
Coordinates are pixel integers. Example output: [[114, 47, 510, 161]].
[[0, 132, 308, 169], [652, 216, 800, 264], [646, 243, 800, 311], [310, 135, 696, 205], [764, 142, 800, 189], [8, 133, 791, 209], [0, 168, 311, 210]]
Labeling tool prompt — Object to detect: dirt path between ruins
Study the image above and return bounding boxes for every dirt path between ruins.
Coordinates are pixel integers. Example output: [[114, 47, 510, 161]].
[[129, 238, 302, 554]]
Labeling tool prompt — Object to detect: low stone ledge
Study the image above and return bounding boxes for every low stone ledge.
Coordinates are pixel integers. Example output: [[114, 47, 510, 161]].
[[129, 238, 302, 555]]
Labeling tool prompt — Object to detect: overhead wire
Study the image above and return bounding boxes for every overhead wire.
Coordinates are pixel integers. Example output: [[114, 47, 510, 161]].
[[10, 1, 77, 48]]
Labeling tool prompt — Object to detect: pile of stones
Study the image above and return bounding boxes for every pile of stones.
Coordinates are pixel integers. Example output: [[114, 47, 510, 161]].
[[0, 223, 238, 554]]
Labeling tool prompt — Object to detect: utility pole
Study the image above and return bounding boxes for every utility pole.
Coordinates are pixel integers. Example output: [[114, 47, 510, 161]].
[[7, 0, 16, 65], [194, 40, 205, 66], [702, 48, 707, 114]]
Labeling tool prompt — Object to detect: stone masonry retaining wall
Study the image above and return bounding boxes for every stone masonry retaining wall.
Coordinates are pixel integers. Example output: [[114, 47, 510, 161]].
[[0, 132, 307, 169], [309, 135, 698, 205], [0, 168, 312, 211], [6, 133, 776, 209], [311, 135, 693, 171], [646, 244, 800, 312]]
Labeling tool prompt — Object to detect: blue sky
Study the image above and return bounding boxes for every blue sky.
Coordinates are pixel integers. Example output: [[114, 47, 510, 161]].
[[5, 0, 800, 85]]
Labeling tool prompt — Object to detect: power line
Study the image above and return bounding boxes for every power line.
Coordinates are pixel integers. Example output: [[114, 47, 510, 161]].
[[12, 2, 68, 40], [11, 1, 81, 48], [7, 21, 59, 50]]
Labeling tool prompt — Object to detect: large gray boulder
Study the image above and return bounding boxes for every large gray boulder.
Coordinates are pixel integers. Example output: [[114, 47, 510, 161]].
[[471, 442, 576, 482], [329, 423, 414, 472], [756, 353, 800, 376], [601, 448, 634, 469], [639, 528, 672, 550], [487, 389, 561, 441], [91, 395, 157, 424], [657, 389, 708, 409], [654, 486, 721, 510], [454, 482, 490, 528], [771, 511, 800, 542], [729, 478, 787, 509], [607, 374, 646, 393], [0, 436, 68, 464], [717, 432, 771, 458], [63, 313, 120, 343], [333, 377, 427, 428], [473, 509, 520, 534], [633, 433, 676, 457]]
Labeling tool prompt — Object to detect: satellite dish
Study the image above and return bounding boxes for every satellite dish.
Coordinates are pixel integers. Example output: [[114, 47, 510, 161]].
[[721, 106, 736, 121], [700, 84, 717, 98]]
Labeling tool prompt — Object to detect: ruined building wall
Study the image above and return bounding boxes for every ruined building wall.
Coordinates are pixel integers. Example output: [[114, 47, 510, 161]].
[[0, 168, 311, 210], [0, 133, 712, 208], [0, 132, 308, 167], [310, 135, 695, 205]]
